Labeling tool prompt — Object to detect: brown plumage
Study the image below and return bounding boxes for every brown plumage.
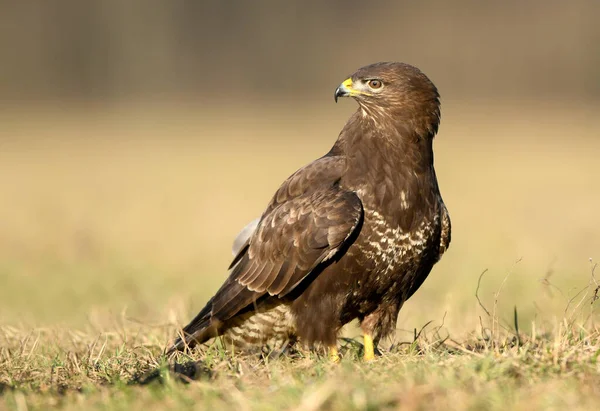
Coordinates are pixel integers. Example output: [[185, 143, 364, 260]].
[[168, 62, 451, 358]]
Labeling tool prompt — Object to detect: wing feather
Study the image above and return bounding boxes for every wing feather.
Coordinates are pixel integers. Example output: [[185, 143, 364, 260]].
[[209, 188, 362, 323], [268, 259, 293, 295], [206, 188, 362, 324]]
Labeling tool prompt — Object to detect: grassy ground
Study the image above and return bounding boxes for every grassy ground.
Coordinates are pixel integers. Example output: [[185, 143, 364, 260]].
[[2, 319, 600, 410], [1, 100, 599, 409]]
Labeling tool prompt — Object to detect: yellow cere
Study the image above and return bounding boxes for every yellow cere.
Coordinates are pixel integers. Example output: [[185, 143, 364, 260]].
[[341, 77, 372, 97]]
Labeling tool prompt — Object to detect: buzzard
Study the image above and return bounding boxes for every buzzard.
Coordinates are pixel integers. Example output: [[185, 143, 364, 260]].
[[169, 62, 451, 361]]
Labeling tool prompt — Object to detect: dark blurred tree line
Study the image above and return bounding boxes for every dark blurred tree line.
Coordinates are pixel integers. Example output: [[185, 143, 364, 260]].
[[0, 0, 598, 101]]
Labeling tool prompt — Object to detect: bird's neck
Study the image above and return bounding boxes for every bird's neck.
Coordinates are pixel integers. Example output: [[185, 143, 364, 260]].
[[334, 110, 436, 172], [332, 110, 440, 218]]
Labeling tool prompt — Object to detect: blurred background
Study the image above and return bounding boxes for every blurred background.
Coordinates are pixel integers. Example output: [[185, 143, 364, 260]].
[[0, 0, 599, 339]]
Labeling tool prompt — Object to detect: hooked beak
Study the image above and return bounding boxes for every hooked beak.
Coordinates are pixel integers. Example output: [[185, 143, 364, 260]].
[[334, 78, 354, 103]]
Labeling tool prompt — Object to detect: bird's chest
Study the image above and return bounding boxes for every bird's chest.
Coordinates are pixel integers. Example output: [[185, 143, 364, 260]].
[[362, 208, 437, 267], [347, 207, 440, 302]]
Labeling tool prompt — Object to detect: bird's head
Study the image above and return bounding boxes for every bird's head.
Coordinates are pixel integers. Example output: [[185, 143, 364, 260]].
[[334, 62, 441, 137]]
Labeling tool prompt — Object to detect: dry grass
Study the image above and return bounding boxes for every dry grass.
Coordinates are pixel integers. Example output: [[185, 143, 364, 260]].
[[2, 316, 600, 410], [0, 100, 599, 409]]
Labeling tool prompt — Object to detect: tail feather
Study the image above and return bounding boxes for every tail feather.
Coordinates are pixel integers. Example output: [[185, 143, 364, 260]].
[[167, 299, 218, 354]]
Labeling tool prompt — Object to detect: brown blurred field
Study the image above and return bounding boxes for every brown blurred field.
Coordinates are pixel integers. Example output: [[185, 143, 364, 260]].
[[2, 99, 600, 410], [1, 99, 599, 335]]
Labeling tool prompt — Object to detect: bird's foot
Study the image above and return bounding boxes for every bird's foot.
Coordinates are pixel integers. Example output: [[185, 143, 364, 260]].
[[329, 346, 341, 363], [363, 334, 375, 361]]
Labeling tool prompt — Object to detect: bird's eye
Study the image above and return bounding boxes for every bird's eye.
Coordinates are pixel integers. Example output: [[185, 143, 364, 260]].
[[367, 79, 383, 89]]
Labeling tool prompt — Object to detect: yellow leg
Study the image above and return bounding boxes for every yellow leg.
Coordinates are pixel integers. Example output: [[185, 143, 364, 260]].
[[329, 346, 340, 363], [363, 334, 375, 361]]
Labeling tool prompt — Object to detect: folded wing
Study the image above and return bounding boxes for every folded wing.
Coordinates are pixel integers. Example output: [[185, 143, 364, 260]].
[[169, 157, 363, 352]]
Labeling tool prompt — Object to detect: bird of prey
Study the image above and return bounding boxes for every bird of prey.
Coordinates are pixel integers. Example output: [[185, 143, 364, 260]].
[[169, 62, 451, 361]]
